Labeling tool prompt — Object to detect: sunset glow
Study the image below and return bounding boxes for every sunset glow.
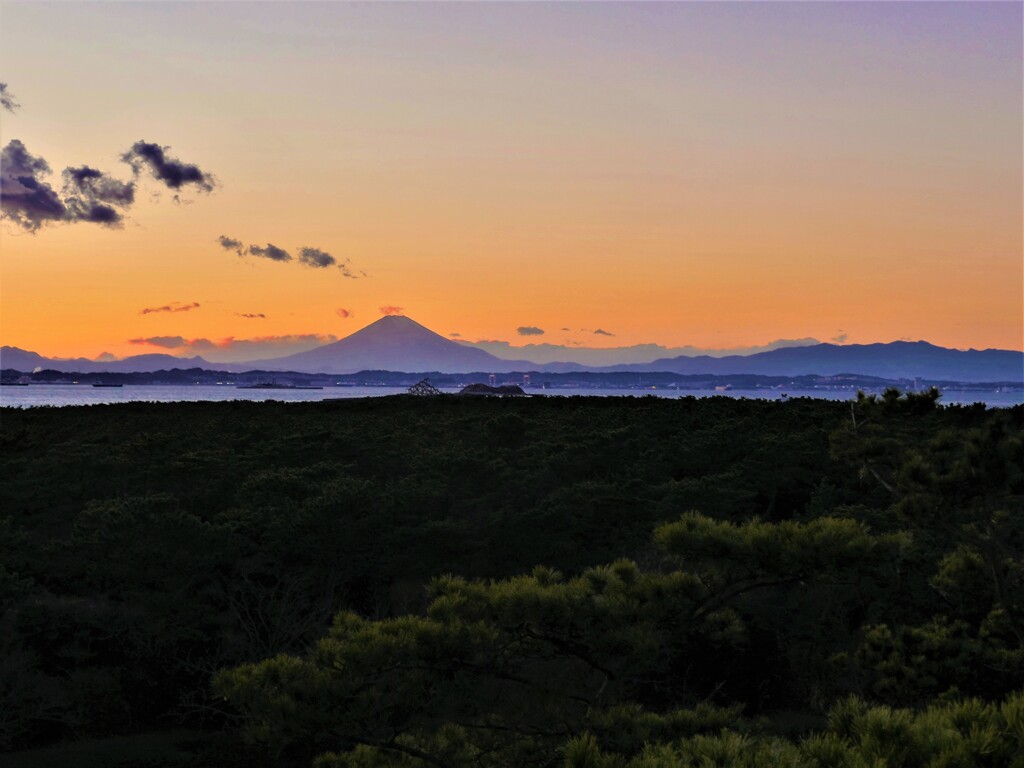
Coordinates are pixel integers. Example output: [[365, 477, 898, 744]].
[[2, 2, 1021, 360]]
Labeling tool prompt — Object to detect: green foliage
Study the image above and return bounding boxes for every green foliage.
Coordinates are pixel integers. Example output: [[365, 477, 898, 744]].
[[213, 515, 908, 766], [563, 691, 1024, 768]]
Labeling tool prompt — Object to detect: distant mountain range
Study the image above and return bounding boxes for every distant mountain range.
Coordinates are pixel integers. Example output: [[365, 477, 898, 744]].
[[0, 347, 220, 374], [603, 341, 1023, 382], [460, 337, 821, 366], [3, 316, 1022, 382]]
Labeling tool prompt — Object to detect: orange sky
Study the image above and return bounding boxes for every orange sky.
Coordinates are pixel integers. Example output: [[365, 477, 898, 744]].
[[1, 2, 1021, 360]]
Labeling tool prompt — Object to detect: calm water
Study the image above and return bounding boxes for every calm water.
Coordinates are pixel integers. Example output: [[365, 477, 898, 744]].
[[1, 384, 1020, 408]]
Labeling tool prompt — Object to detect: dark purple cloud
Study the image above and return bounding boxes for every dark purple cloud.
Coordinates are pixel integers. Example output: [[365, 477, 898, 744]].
[[237, 313, 266, 319], [593, 328, 615, 337], [1, 141, 137, 230], [62, 165, 135, 227], [298, 246, 336, 268], [247, 243, 292, 262], [121, 141, 217, 193], [0, 140, 66, 231], [219, 237, 364, 276], [517, 326, 545, 336], [298, 246, 364, 277]]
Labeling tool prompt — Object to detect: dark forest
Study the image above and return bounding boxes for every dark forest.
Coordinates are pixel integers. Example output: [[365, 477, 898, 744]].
[[2, 392, 1021, 766]]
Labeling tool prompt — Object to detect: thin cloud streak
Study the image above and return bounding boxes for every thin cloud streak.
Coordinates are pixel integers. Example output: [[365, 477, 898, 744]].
[[140, 301, 200, 315]]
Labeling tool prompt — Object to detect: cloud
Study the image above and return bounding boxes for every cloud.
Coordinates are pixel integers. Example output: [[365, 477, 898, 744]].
[[219, 237, 365, 277], [61, 165, 136, 227], [3, 135, 217, 232], [832, 331, 848, 343], [94, 352, 118, 362], [298, 246, 336, 268], [336, 308, 353, 319], [140, 301, 200, 315], [129, 335, 187, 349], [338, 262, 366, 279], [298, 246, 365, 277], [247, 243, 292, 262], [121, 141, 217, 193], [1, 140, 138, 231], [218, 235, 244, 255], [517, 326, 545, 336], [128, 333, 337, 362], [380, 306, 404, 316], [593, 328, 615, 337], [560, 327, 570, 332], [449, 332, 461, 338], [0, 83, 20, 113], [0, 140, 66, 231], [237, 312, 266, 319]]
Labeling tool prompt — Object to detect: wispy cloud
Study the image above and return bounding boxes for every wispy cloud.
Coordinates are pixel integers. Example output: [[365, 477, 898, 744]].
[[237, 312, 266, 319], [379, 306, 404, 316], [218, 237, 365, 277], [517, 326, 545, 336], [336, 308, 353, 319], [0, 82, 21, 114], [218, 235, 244, 255], [832, 331, 848, 343], [593, 328, 615, 337], [140, 301, 200, 315]]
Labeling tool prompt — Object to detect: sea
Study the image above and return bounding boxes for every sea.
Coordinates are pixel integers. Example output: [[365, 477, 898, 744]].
[[1, 384, 1021, 409]]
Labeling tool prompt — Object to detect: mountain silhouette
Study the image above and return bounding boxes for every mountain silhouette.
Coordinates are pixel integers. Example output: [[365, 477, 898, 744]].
[[246, 315, 531, 374], [0, 346, 216, 374], [604, 340, 1023, 381]]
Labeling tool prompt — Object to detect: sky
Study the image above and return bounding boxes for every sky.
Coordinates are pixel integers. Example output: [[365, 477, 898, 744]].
[[1, 1, 1021, 361]]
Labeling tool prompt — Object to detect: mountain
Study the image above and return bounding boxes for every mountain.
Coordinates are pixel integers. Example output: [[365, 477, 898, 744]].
[[460, 338, 821, 366], [605, 341, 1023, 382], [0, 346, 219, 374], [245, 315, 534, 374]]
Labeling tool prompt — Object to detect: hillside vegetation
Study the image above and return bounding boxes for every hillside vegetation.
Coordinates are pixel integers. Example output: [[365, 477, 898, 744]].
[[1, 392, 1021, 766]]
